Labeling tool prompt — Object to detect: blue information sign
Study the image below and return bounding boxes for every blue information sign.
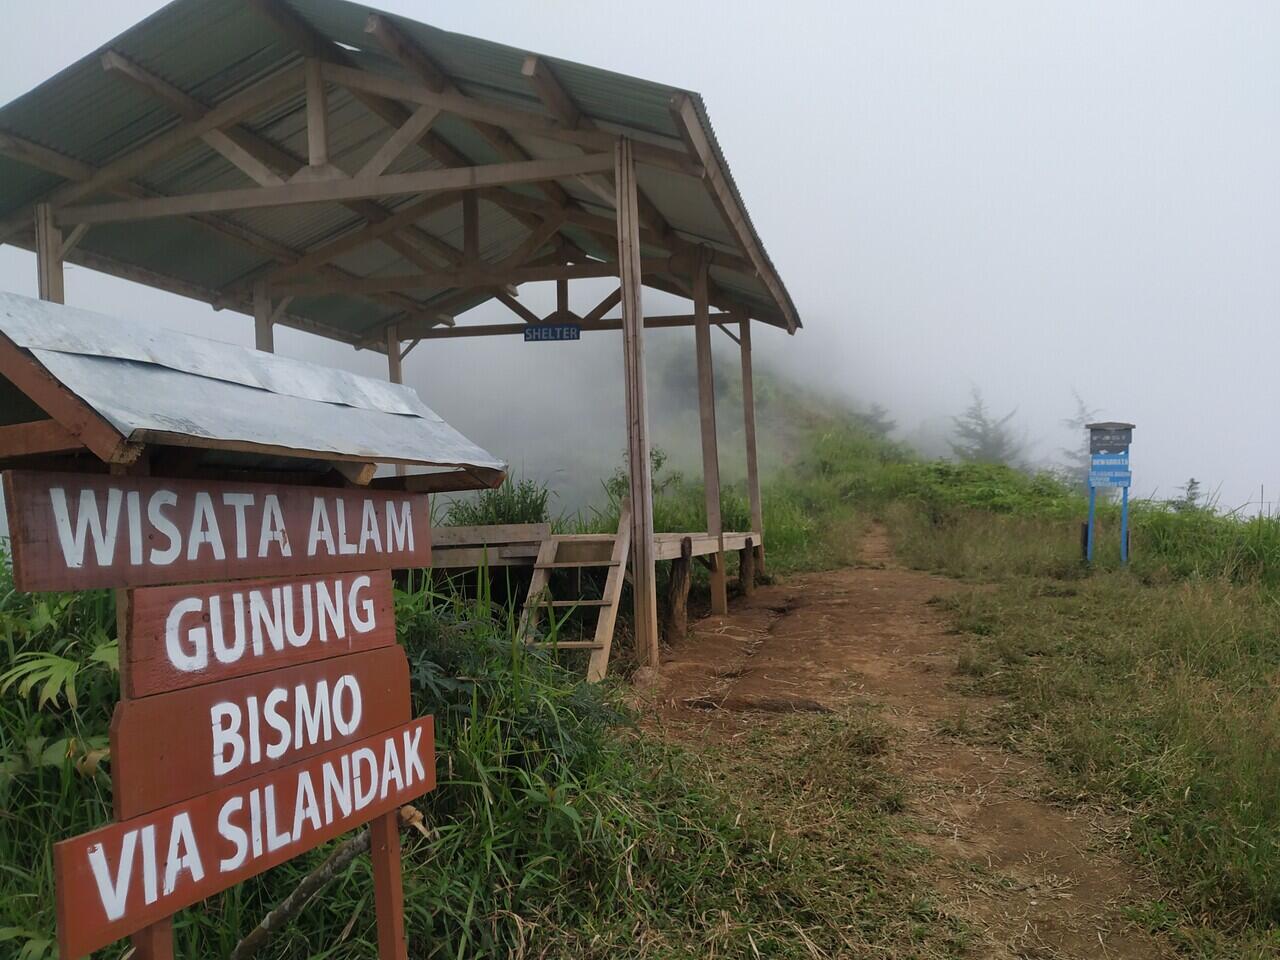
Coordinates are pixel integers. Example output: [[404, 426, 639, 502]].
[[1085, 424, 1135, 564], [524, 323, 581, 342]]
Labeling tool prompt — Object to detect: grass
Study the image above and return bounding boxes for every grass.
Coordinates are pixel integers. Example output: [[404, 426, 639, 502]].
[[0, 550, 968, 958], [881, 490, 1280, 956]]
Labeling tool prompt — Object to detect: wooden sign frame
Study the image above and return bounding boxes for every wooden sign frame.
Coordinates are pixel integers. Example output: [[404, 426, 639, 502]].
[[3, 468, 434, 959]]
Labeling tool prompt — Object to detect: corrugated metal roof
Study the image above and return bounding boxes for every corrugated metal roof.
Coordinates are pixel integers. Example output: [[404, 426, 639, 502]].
[[0, 0, 801, 339], [0, 291, 506, 472]]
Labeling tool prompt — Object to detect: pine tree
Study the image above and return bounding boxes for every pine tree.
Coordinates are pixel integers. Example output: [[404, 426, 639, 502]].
[[950, 388, 1024, 465], [1060, 390, 1100, 489]]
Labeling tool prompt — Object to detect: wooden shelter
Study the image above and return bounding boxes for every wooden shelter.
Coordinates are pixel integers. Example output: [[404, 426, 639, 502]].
[[0, 0, 802, 670]]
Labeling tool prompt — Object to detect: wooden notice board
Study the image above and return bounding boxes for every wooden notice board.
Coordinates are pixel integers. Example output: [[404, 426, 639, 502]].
[[3, 470, 435, 959]]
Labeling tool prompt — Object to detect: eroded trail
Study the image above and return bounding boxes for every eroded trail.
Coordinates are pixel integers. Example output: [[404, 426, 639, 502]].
[[641, 525, 1173, 959]]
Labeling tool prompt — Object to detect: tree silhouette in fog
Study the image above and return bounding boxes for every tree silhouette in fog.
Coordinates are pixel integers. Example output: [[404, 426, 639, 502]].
[[950, 388, 1024, 465]]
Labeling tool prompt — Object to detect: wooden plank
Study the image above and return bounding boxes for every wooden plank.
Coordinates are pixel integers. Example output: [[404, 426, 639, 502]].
[[398, 311, 733, 340], [35, 203, 65, 304], [739, 318, 765, 572], [54, 715, 434, 959], [0, 420, 83, 458], [322, 62, 701, 177], [1, 64, 306, 241], [0, 333, 139, 465], [358, 104, 440, 179], [59, 154, 615, 226], [494, 291, 540, 325], [431, 523, 549, 546], [2, 471, 432, 591], [122, 570, 396, 699], [252, 282, 275, 352], [518, 537, 558, 640], [616, 140, 659, 669], [305, 59, 330, 169], [112, 646, 410, 818], [588, 502, 631, 682], [277, 256, 675, 296], [694, 251, 727, 615], [370, 810, 409, 960], [665, 535, 693, 642], [671, 93, 798, 333]]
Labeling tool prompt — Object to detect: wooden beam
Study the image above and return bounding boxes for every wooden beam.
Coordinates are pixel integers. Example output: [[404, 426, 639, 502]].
[[100, 50, 288, 187], [34, 204, 64, 304], [462, 192, 479, 261], [357, 104, 440, 179], [671, 93, 799, 333], [252, 282, 275, 352], [740, 317, 765, 573], [304, 59, 329, 168], [616, 139, 659, 670], [365, 15, 578, 209], [332, 460, 377, 485], [0, 331, 139, 464], [398, 310, 729, 340], [583, 287, 622, 324], [521, 56, 582, 129], [321, 62, 701, 178], [97, 50, 464, 285], [0, 63, 306, 241], [57, 154, 614, 225], [275, 255, 691, 295], [694, 250, 727, 614], [494, 292, 540, 325], [0, 420, 84, 458]]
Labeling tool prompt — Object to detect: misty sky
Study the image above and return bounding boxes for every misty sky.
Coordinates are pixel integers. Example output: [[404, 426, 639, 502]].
[[2, 1, 1278, 510]]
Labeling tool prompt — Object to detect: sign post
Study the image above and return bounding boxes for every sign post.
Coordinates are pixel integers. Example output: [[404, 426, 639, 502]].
[[3, 470, 437, 959], [1085, 422, 1135, 565]]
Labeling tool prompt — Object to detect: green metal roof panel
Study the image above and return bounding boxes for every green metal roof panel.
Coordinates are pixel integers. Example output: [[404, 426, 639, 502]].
[[0, 0, 800, 338]]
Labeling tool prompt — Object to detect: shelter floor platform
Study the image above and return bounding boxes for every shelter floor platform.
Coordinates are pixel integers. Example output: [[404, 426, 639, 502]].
[[431, 523, 761, 569]]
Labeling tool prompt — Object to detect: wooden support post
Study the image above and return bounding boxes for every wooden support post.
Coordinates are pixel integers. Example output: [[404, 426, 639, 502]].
[[304, 59, 329, 169], [252, 281, 275, 352], [556, 276, 569, 320], [615, 139, 659, 669], [694, 250, 727, 614], [740, 536, 756, 596], [110, 458, 175, 960], [462, 191, 479, 261], [370, 810, 409, 960], [740, 318, 765, 574], [386, 324, 405, 478], [665, 535, 693, 641], [35, 203, 65, 304]]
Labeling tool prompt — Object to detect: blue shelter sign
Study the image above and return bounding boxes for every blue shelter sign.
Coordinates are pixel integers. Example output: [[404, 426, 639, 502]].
[[524, 323, 581, 342], [1085, 422, 1134, 564]]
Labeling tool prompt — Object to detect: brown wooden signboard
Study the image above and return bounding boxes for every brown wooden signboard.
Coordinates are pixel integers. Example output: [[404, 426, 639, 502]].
[[111, 646, 411, 817], [54, 717, 435, 959], [2, 470, 431, 591], [121, 569, 397, 698], [3, 468, 437, 960]]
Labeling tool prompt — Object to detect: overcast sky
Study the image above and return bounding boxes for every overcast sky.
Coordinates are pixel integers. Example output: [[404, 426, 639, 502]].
[[2, 1, 1278, 510]]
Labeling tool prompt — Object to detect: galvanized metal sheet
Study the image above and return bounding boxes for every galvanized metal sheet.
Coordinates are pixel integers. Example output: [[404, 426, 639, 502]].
[[0, 294, 504, 471]]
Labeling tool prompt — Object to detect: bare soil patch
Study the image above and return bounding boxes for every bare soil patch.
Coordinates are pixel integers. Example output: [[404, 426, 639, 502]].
[[637, 526, 1174, 959]]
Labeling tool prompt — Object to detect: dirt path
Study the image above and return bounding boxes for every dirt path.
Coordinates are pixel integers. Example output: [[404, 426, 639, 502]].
[[641, 525, 1173, 960]]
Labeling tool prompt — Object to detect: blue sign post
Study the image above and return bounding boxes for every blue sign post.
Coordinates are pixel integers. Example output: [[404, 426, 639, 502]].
[[1085, 422, 1134, 564]]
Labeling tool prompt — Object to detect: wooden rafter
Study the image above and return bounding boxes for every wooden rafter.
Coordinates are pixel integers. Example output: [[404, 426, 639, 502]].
[[99, 49, 463, 281], [275, 256, 682, 295], [56, 154, 614, 225], [399, 312, 730, 340], [671, 92, 799, 333], [0, 128, 437, 337], [0, 63, 307, 241]]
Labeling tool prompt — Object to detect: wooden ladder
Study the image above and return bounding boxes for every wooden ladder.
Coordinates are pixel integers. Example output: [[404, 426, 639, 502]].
[[519, 501, 632, 682]]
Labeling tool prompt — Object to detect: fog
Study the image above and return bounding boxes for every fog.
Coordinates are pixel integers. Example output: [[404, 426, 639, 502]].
[[3, 1, 1278, 511]]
